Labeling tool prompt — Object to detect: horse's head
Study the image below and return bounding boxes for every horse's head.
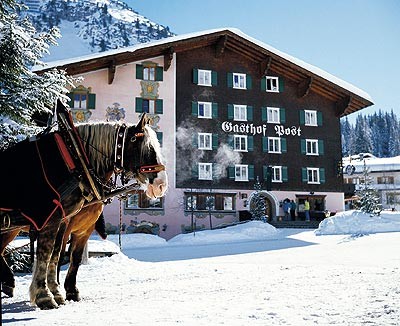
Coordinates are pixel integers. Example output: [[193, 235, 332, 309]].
[[121, 114, 168, 199]]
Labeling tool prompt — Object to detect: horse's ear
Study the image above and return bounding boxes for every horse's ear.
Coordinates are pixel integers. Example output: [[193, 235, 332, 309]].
[[138, 113, 148, 131]]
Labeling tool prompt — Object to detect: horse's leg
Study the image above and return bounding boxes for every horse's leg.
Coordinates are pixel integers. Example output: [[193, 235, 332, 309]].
[[29, 213, 63, 310], [46, 220, 68, 306]]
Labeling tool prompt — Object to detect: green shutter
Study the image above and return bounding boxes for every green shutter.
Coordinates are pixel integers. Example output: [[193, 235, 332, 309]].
[[280, 108, 286, 124], [227, 72, 233, 88], [261, 77, 266, 91], [261, 107, 267, 121], [212, 134, 218, 149], [317, 111, 323, 126], [156, 132, 163, 147], [228, 135, 234, 149], [247, 106, 253, 121], [136, 64, 144, 79], [262, 137, 268, 152], [155, 66, 163, 81], [192, 101, 198, 116], [246, 74, 252, 89], [282, 166, 288, 182], [87, 93, 96, 110], [228, 104, 234, 119], [192, 134, 198, 147], [212, 103, 218, 118], [318, 140, 324, 155], [155, 99, 163, 114], [301, 139, 306, 154], [281, 138, 287, 153], [320, 168, 326, 183], [211, 71, 218, 86], [135, 97, 143, 113], [302, 168, 308, 182], [248, 136, 254, 151], [192, 164, 199, 178], [263, 165, 268, 179], [228, 166, 235, 179], [248, 165, 255, 180], [192, 68, 199, 84], [279, 77, 284, 92], [300, 110, 305, 125], [67, 93, 74, 108]]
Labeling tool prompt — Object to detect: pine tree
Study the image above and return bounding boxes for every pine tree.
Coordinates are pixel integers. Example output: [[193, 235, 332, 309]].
[[353, 115, 373, 154], [250, 177, 267, 222], [355, 161, 382, 215], [341, 117, 354, 156], [0, 0, 76, 150]]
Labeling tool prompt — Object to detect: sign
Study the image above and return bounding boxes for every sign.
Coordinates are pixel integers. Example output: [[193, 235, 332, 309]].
[[221, 121, 302, 137]]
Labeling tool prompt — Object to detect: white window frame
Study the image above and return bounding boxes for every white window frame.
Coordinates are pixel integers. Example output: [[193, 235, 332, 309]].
[[234, 135, 248, 152], [271, 166, 282, 182], [198, 69, 212, 86], [198, 163, 213, 180], [268, 137, 281, 153], [266, 76, 279, 92], [233, 73, 246, 89], [306, 139, 319, 155], [305, 110, 318, 126], [198, 133, 212, 150], [233, 104, 247, 121], [267, 107, 280, 124], [307, 167, 320, 184], [223, 196, 233, 210], [235, 164, 248, 181], [198, 102, 212, 119], [73, 93, 87, 109], [143, 66, 156, 81]]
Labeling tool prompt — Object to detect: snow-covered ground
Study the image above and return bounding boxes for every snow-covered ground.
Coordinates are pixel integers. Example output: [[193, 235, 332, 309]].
[[2, 210, 400, 325]]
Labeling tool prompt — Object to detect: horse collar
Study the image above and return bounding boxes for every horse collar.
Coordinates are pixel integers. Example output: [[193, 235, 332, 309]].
[[114, 124, 128, 174]]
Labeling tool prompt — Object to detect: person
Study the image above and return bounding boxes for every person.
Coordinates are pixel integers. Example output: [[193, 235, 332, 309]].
[[304, 198, 310, 222], [283, 199, 290, 221], [290, 200, 297, 221]]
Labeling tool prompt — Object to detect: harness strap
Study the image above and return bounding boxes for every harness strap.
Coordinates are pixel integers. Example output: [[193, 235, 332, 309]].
[[114, 124, 128, 174]]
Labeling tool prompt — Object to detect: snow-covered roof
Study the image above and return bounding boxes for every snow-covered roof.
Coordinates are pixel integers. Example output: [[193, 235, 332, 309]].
[[343, 155, 400, 173], [34, 27, 373, 104]]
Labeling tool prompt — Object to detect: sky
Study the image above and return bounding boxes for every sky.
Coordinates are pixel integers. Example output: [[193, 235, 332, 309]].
[[125, 0, 400, 122]]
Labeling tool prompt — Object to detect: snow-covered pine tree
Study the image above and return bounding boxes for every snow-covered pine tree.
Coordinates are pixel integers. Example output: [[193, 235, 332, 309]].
[[355, 160, 382, 216], [340, 117, 354, 157], [0, 0, 76, 150], [250, 177, 267, 222]]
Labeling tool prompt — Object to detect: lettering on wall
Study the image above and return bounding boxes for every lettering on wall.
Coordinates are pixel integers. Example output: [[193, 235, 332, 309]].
[[221, 121, 302, 137]]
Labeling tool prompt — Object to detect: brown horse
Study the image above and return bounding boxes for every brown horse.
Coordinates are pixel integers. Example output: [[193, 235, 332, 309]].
[[0, 107, 168, 309]]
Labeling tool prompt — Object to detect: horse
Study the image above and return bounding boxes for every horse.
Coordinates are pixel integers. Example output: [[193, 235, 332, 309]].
[[0, 103, 168, 309]]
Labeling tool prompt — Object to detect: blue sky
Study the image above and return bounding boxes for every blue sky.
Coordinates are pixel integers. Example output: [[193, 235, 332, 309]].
[[125, 0, 400, 122]]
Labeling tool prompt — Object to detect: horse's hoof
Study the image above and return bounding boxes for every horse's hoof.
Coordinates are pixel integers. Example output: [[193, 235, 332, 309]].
[[53, 294, 66, 306], [66, 292, 81, 302], [1, 284, 14, 297], [36, 295, 59, 310]]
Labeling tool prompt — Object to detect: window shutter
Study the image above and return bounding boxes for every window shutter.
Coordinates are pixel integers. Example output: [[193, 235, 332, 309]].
[[262, 137, 268, 152], [212, 134, 218, 149], [192, 134, 198, 147], [261, 77, 266, 91], [281, 138, 287, 153], [136, 64, 144, 79], [301, 139, 306, 154], [156, 132, 163, 147], [319, 168, 326, 183], [192, 68, 199, 84], [192, 101, 198, 116], [227, 72, 233, 88], [211, 71, 218, 86], [279, 77, 284, 92], [302, 168, 308, 182], [248, 165, 255, 180], [155, 66, 163, 81], [228, 166, 235, 179], [282, 166, 288, 182], [247, 106, 253, 121], [318, 140, 324, 155], [317, 111, 323, 126], [155, 99, 163, 114], [261, 107, 267, 121], [67, 93, 73, 108], [227, 104, 234, 119], [263, 165, 268, 179], [248, 136, 254, 151], [135, 97, 143, 112], [192, 164, 199, 178], [280, 108, 286, 124], [246, 75, 252, 89], [299, 110, 305, 125], [88, 93, 96, 110], [228, 135, 234, 149], [212, 103, 218, 118]]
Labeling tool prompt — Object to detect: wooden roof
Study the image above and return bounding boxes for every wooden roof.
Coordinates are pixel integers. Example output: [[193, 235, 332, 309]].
[[35, 28, 373, 117]]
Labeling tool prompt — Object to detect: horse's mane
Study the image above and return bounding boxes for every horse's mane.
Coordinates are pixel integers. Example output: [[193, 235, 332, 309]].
[[142, 124, 164, 164]]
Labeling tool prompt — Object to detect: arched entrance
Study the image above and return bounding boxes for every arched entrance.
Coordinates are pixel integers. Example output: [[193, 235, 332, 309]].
[[248, 191, 279, 221]]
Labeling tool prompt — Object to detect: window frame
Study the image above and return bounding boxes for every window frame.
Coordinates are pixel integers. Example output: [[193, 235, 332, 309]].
[[271, 166, 282, 182], [305, 110, 318, 126], [306, 139, 319, 155], [198, 69, 212, 86], [268, 137, 281, 153], [233, 104, 247, 121], [307, 167, 320, 184], [198, 133, 212, 150], [198, 163, 213, 180], [185, 192, 236, 212], [235, 164, 248, 181], [266, 76, 279, 92], [234, 135, 248, 152], [232, 73, 246, 89], [126, 191, 163, 210], [198, 101, 212, 119], [267, 107, 280, 124]]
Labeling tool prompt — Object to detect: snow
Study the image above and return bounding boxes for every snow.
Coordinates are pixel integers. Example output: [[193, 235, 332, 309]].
[[2, 211, 400, 325]]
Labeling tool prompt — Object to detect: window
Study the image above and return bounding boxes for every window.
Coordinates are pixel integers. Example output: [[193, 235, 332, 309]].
[[272, 166, 282, 182], [73, 93, 87, 109], [198, 133, 212, 150], [68, 85, 96, 110], [305, 110, 318, 126], [142, 99, 155, 114], [307, 168, 320, 184], [199, 163, 213, 180], [235, 164, 248, 181], [143, 66, 155, 81], [135, 98, 163, 114], [268, 137, 281, 153], [233, 73, 246, 89], [185, 193, 236, 211], [266, 76, 279, 92], [234, 135, 248, 152], [126, 191, 163, 209], [267, 107, 280, 123], [198, 102, 212, 118], [136, 63, 163, 81], [198, 69, 212, 86], [306, 139, 318, 155], [234, 105, 247, 121], [377, 176, 394, 184]]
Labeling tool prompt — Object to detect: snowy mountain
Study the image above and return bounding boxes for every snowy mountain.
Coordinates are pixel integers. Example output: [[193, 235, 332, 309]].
[[20, 0, 175, 61]]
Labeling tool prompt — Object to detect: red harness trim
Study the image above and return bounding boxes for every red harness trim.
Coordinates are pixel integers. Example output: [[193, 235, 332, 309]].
[[54, 133, 76, 171]]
